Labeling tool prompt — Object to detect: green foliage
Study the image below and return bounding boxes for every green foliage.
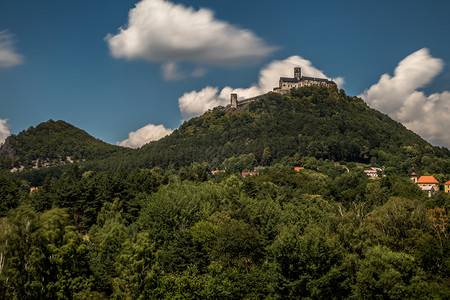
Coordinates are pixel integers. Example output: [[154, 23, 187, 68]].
[[0, 175, 23, 215], [353, 246, 429, 299], [269, 224, 350, 298], [103, 86, 450, 175], [0, 120, 129, 171], [0, 205, 92, 299], [1, 167, 449, 299]]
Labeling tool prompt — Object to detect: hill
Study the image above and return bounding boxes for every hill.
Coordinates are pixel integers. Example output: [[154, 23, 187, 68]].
[[2, 87, 449, 176], [0, 120, 128, 171], [112, 86, 449, 175]]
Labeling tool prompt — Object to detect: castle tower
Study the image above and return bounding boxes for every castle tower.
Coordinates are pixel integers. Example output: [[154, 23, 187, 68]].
[[231, 93, 238, 108], [294, 67, 301, 80]]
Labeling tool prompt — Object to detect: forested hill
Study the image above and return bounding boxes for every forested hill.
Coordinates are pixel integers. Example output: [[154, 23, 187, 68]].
[[110, 86, 449, 174], [2, 87, 449, 175], [0, 120, 128, 170]]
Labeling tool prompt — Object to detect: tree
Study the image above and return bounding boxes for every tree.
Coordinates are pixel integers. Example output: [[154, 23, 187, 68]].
[[269, 225, 349, 298], [113, 232, 161, 299], [0, 205, 92, 299], [353, 246, 430, 299]]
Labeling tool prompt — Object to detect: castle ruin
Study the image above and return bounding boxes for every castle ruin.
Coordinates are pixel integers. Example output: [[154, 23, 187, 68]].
[[230, 67, 337, 108], [273, 67, 336, 94]]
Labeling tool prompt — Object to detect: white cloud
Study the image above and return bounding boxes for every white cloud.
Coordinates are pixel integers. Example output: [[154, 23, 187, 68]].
[[118, 123, 173, 148], [161, 62, 208, 80], [0, 30, 24, 68], [105, 0, 276, 79], [178, 55, 343, 120], [178, 86, 226, 120], [0, 119, 10, 145], [359, 48, 450, 148], [161, 61, 183, 80]]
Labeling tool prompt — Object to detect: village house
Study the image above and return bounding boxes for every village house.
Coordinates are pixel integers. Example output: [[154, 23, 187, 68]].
[[421, 185, 436, 197], [445, 180, 450, 193], [416, 175, 440, 197], [364, 169, 378, 178], [364, 167, 383, 178], [211, 170, 226, 175], [242, 171, 259, 178]]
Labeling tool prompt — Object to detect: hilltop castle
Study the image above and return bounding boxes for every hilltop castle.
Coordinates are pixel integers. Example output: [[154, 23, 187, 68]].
[[230, 67, 337, 108], [273, 67, 336, 94]]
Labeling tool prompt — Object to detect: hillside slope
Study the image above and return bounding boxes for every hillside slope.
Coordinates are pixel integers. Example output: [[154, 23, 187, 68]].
[[0, 120, 128, 170], [118, 86, 449, 174]]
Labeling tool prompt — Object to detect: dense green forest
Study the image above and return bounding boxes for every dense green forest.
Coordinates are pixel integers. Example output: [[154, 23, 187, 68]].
[[0, 165, 449, 299], [0, 120, 129, 170], [99, 87, 450, 175], [1, 86, 450, 298]]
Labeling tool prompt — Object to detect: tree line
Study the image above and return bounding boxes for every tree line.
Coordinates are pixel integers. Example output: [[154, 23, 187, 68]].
[[0, 164, 449, 299]]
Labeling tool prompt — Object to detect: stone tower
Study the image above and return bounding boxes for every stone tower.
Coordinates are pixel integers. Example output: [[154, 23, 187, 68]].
[[231, 93, 238, 108], [294, 67, 301, 80]]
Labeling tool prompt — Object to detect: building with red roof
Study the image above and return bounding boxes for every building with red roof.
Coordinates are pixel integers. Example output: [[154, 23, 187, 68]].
[[242, 171, 259, 178], [417, 176, 440, 194]]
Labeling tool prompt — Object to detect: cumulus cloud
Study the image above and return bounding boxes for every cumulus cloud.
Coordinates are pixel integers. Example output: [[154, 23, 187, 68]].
[[359, 48, 450, 148], [105, 0, 276, 79], [118, 123, 173, 148], [0, 30, 24, 68], [178, 55, 344, 120], [0, 119, 10, 145]]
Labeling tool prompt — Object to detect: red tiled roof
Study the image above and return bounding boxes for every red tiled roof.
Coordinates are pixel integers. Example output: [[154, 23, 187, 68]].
[[445, 180, 450, 185], [417, 176, 439, 184], [294, 167, 304, 171], [212, 170, 225, 175]]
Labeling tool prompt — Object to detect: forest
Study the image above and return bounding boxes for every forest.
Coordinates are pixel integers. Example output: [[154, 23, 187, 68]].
[[0, 86, 449, 299], [0, 163, 449, 299]]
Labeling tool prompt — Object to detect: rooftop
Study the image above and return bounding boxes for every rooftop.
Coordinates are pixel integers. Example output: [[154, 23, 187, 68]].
[[280, 77, 298, 83], [417, 176, 439, 184]]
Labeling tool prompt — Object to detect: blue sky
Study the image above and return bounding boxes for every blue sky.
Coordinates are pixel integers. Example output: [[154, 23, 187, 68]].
[[1, 0, 449, 148]]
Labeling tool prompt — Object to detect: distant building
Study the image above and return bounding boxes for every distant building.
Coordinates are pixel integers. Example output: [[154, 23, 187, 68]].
[[242, 171, 259, 177], [410, 167, 418, 183], [294, 167, 304, 171], [254, 166, 266, 171], [364, 167, 383, 178], [421, 185, 436, 197], [211, 170, 225, 175], [417, 176, 440, 197], [364, 170, 378, 178], [273, 67, 337, 94], [445, 180, 450, 193], [230, 67, 336, 108]]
